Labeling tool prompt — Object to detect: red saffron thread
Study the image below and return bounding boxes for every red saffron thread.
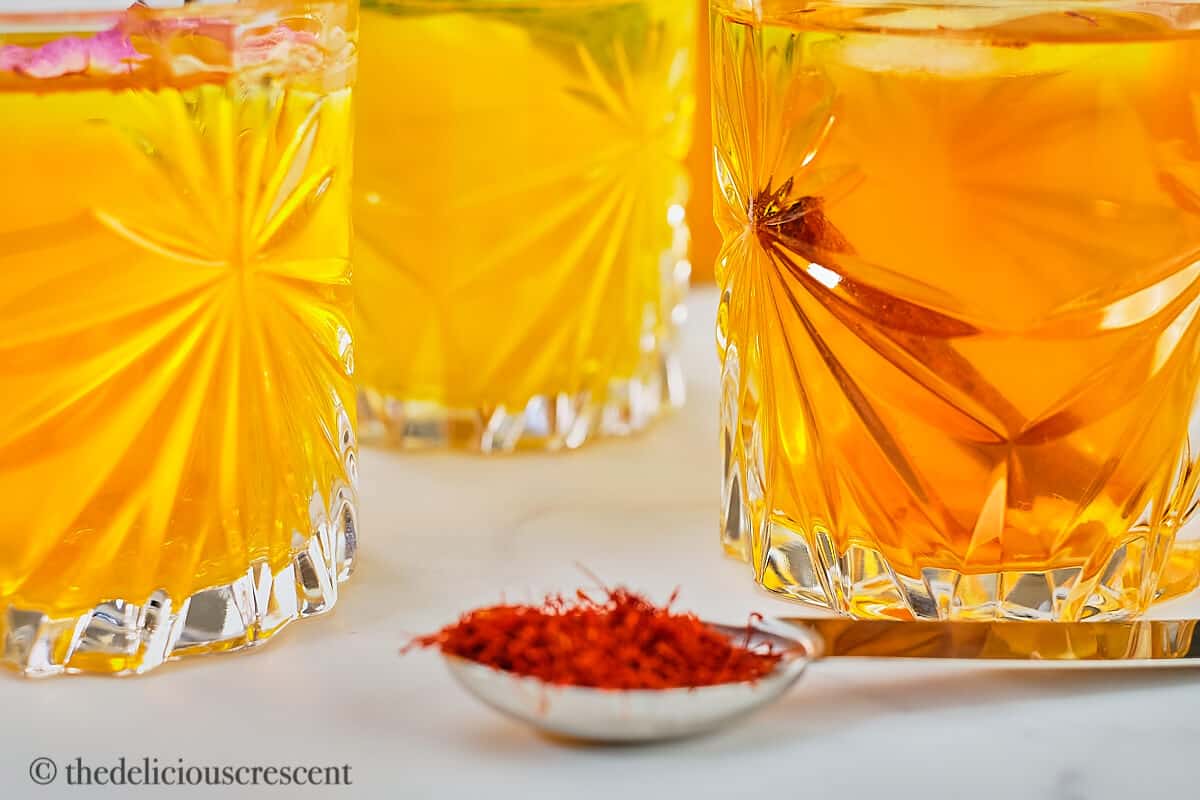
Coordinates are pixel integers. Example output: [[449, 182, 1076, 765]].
[[406, 587, 782, 690]]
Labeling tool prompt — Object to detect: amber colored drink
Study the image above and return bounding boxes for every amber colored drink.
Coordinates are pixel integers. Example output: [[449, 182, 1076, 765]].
[[686, 0, 720, 283], [354, 0, 695, 451], [0, 3, 358, 675], [714, 1, 1200, 620]]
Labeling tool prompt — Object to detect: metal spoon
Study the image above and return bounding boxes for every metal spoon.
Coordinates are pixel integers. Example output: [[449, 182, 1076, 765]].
[[442, 619, 818, 743], [443, 617, 1200, 743]]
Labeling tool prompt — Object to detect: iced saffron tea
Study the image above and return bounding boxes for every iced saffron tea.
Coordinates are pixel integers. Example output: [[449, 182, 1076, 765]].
[[714, 1, 1200, 620], [0, 2, 358, 675], [354, 0, 695, 451]]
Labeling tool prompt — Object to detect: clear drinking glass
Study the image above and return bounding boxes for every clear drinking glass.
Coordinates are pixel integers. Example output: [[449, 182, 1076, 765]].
[[714, 0, 1200, 620], [354, 0, 696, 452], [0, 0, 359, 675]]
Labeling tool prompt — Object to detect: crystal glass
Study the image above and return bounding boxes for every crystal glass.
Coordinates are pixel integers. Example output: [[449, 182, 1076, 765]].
[[714, 0, 1200, 620], [354, 0, 695, 452], [0, 0, 358, 676]]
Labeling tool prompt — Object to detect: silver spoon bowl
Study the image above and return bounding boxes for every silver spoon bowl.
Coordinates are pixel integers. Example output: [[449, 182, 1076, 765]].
[[442, 620, 820, 743], [442, 615, 1200, 742]]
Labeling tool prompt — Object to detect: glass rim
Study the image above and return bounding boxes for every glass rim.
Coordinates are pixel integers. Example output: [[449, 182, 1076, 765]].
[[0, 0, 349, 28], [712, 0, 1200, 9], [357, 0, 661, 11]]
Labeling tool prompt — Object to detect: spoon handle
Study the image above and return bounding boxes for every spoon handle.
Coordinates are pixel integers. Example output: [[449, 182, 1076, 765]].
[[779, 618, 1200, 660]]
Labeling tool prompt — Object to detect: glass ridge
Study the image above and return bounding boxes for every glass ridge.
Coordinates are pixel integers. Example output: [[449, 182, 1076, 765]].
[[0, 1, 359, 674], [713, 0, 1200, 619]]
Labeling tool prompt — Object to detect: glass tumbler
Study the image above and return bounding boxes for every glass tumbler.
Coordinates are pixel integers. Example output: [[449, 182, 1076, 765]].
[[714, 0, 1200, 620], [354, 0, 696, 452], [0, 0, 358, 675]]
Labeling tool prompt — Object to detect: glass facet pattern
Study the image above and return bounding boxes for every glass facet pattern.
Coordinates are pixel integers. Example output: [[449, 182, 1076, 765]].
[[354, 0, 696, 451], [0, 1, 358, 675], [713, 0, 1200, 620]]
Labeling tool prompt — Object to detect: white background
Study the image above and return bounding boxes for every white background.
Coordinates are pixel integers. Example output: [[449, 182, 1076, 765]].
[[0, 291, 1197, 799]]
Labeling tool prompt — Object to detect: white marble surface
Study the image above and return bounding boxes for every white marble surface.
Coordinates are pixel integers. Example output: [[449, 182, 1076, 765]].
[[2, 290, 1198, 799]]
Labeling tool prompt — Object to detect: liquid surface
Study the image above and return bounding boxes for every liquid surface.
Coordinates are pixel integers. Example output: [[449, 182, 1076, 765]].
[[715, 2, 1200, 618], [0, 15, 356, 619], [354, 0, 695, 421]]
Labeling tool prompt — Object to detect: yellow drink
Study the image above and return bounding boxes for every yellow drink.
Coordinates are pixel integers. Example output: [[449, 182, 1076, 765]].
[[355, 0, 695, 451], [0, 3, 358, 675], [714, 1, 1200, 619]]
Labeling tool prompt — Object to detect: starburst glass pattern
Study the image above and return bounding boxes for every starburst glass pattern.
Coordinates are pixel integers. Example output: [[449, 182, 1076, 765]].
[[354, 0, 695, 451], [713, 3, 1200, 620], [0, 10, 357, 675]]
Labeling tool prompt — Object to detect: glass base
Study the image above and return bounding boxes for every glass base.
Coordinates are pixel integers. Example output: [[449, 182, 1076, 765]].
[[725, 493, 1195, 622], [749, 521, 1151, 621], [358, 350, 686, 452], [719, 337, 1200, 621], [0, 489, 357, 678]]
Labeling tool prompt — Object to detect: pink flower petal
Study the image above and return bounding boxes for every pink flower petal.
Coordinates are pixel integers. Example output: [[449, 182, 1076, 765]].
[[1, 25, 146, 79], [0, 45, 28, 72], [18, 37, 90, 78], [87, 26, 145, 72]]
